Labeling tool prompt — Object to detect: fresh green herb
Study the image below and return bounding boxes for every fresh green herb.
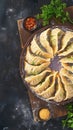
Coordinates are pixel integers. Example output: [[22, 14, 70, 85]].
[[62, 103, 73, 128], [29, 71, 38, 75], [70, 56, 73, 60], [36, 0, 73, 26], [31, 61, 35, 65]]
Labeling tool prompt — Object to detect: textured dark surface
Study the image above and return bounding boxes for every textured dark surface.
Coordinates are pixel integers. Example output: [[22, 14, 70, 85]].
[[0, 0, 73, 130]]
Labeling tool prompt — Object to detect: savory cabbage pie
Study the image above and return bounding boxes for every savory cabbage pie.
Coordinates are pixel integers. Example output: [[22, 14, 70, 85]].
[[24, 27, 73, 103]]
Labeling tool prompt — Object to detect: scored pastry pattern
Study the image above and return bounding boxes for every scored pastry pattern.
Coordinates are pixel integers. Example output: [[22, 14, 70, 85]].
[[24, 27, 73, 102]]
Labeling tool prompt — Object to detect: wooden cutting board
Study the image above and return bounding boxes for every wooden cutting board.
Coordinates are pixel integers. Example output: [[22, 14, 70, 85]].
[[17, 6, 73, 121]]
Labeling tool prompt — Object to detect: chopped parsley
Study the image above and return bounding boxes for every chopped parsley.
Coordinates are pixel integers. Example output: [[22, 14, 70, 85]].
[[36, 0, 73, 26], [62, 103, 73, 128], [31, 61, 35, 65]]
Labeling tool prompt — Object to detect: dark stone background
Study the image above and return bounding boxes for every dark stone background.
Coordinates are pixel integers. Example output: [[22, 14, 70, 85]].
[[0, 0, 73, 130]]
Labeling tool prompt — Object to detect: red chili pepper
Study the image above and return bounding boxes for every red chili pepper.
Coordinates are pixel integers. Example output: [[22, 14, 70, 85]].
[[25, 17, 37, 30]]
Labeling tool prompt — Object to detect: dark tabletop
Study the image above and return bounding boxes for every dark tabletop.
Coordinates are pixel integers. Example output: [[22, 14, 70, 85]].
[[0, 0, 73, 130]]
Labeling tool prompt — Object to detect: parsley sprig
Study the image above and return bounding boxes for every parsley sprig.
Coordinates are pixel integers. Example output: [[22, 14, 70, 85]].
[[36, 0, 73, 26], [62, 103, 73, 128]]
